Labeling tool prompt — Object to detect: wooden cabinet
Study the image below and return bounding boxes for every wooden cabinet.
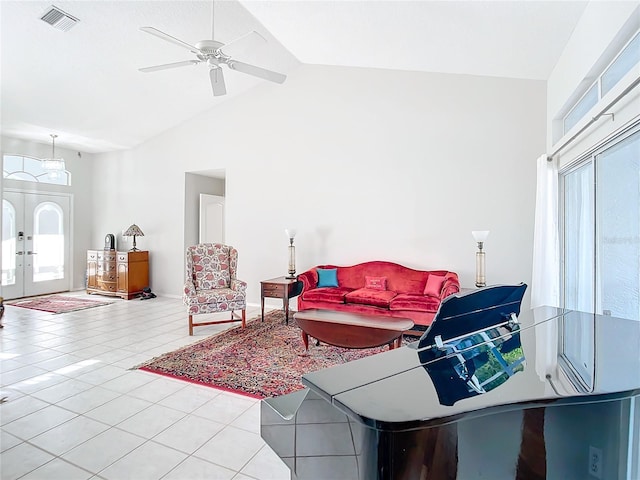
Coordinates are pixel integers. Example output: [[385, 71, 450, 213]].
[[97, 250, 117, 293], [260, 276, 303, 324], [87, 250, 149, 300]]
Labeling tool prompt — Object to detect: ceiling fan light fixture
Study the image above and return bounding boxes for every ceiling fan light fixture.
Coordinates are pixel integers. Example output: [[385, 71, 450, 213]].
[[196, 39, 224, 55]]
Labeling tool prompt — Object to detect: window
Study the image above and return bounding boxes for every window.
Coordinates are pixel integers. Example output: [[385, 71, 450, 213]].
[[556, 30, 640, 142], [3, 154, 70, 186], [563, 84, 598, 136], [602, 32, 640, 97], [560, 127, 640, 320]]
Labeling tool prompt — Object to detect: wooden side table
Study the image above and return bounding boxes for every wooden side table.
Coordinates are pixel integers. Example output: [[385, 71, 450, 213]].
[[261, 276, 303, 324]]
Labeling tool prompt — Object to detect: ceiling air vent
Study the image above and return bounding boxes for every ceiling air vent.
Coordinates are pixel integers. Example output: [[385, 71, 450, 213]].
[[40, 5, 79, 32]]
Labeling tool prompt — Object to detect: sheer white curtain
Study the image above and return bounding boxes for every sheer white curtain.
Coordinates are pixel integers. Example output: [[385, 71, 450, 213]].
[[531, 155, 560, 308]]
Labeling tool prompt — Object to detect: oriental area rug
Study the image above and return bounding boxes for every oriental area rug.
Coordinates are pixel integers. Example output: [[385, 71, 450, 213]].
[[135, 310, 410, 399], [7, 294, 114, 314]]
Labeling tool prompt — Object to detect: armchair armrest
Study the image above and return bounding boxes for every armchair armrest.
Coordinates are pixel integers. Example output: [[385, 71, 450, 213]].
[[231, 279, 247, 293], [298, 269, 318, 295], [184, 280, 196, 298]]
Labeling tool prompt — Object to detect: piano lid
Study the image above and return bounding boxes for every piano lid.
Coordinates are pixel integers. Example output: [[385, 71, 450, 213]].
[[417, 283, 527, 352], [420, 320, 525, 406], [415, 284, 527, 406], [302, 289, 640, 432]]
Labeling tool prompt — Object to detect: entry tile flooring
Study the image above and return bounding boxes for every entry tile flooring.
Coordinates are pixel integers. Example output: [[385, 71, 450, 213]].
[[0, 294, 291, 480]]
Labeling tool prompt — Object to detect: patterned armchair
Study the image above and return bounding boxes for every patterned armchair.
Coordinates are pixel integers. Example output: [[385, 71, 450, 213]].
[[184, 243, 247, 335]]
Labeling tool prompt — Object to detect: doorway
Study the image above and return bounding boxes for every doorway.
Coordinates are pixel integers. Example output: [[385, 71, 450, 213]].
[[199, 194, 225, 244], [184, 171, 225, 251], [2, 190, 71, 299]]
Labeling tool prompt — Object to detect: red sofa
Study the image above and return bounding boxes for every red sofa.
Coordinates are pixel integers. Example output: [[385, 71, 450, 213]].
[[297, 261, 460, 332]]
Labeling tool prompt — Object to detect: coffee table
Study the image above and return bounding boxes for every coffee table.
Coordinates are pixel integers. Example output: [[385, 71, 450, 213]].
[[294, 309, 414, 351]]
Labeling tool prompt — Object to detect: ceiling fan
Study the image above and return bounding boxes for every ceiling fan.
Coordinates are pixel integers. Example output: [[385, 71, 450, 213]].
[[138, 2, 286, 96]]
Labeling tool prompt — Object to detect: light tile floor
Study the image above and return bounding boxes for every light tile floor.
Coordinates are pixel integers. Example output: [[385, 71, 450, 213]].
[[0, 293, 291, 480]]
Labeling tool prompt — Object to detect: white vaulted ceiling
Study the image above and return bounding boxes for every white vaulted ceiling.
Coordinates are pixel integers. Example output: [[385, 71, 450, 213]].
[[0, 0, 589, 153]]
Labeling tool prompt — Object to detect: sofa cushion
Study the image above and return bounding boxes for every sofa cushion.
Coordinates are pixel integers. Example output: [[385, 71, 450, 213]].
[[345, 288, 397, 308], [302, 287, 352, 304], [365, 276, 387, 290], [423, 273, 446, 297], [317, 268, 339, 287], [390, 294, 440, 313]]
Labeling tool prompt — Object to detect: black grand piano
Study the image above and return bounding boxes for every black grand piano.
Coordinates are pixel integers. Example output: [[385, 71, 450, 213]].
[[260, 285, 640, 479]]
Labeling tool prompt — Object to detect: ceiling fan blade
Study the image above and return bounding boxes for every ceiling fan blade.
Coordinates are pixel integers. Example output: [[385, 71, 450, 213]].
[[210, 67, 227, 96], [139, 60, 200, 73], [226, 60, 286, 84], [219, 31, 266, 58], [140, 27, 200, 54]]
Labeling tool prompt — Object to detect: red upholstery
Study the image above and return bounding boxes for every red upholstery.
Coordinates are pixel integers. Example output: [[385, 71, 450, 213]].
[[301, 287, 353, 304], [345, 289, 397, 308], [297, 261, 460, 330], [389, 294, 440, 312]]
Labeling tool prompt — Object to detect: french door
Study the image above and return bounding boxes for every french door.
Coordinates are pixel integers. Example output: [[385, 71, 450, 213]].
[[2, 190, 71, 299]]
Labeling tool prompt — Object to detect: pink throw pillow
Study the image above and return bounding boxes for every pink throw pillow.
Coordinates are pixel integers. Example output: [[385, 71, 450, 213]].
[[365, 276, 387, 291], [424, 274, 445, 297]]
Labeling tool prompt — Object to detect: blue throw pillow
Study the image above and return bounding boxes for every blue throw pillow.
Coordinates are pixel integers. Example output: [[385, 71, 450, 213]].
[[317, 268, 339, 288]]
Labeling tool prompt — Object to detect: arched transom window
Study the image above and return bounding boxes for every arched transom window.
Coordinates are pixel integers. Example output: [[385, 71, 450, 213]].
[[3, 155, 70, 186]]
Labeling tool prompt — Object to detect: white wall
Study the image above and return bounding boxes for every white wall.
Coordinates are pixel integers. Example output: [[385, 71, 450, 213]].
[[91, 64, 545, 306], [1, 135, 95, 291]]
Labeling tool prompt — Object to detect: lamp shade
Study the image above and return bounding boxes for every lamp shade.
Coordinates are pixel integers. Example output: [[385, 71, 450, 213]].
[[123, 224, 144, 251], [472, 230, 490, 243], [285, 228, 297, 240], [123, 224, 144, 237]]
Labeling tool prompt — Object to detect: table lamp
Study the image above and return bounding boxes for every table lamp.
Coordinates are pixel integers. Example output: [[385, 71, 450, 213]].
[[123, 224, 144, 251], [472, 230, 489, 287], [285, 228, 297, 279]]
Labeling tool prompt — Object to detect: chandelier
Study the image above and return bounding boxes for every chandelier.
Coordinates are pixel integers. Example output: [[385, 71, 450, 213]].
[[42, 134, 66, 176]]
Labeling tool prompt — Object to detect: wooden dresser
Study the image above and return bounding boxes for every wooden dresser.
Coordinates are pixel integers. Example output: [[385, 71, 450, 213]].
[[87, 250, 149, 300]]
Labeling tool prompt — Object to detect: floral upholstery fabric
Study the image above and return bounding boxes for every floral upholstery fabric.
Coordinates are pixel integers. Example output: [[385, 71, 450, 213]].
[[188, 244, 232, 289], [184, 243, 247, 316]]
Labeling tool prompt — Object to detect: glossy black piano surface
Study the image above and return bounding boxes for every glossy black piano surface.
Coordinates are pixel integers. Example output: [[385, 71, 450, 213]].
[[261, 286, 640, 480]]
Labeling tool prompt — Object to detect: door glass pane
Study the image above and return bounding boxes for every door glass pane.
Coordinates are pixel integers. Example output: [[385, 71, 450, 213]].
[[596, 131, 640, 320], [2, 200, 17, 286], [33, 202, 64, 282], [563, 162, 594, 312], [559, 311, 595, 392]]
